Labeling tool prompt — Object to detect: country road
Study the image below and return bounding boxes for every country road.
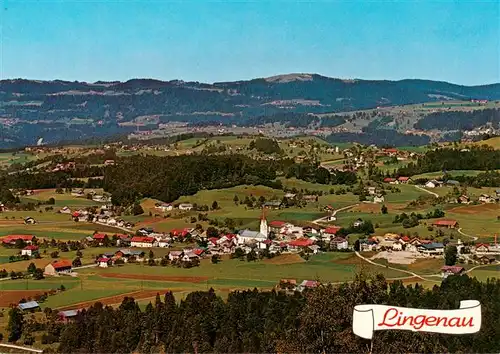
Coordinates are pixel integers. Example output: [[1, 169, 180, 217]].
[[415, 185, 439, 198], [312, 204, 359, 225], [457, 227, 478, 241], [0, 343, 43, 353]]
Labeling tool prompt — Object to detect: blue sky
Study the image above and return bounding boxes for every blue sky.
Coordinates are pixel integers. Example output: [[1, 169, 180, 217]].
[[1, 0, 498, 85]]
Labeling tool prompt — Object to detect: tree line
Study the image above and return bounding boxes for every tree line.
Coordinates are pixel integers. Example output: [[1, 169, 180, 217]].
[[7, 273, 499, 353]]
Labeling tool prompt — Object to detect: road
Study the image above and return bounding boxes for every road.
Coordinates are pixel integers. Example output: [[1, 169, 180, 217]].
[[354, 251, 440, 283], [415, 185, 439, 198], [312, 204, 359, 226], [457, 227, 478, 241]]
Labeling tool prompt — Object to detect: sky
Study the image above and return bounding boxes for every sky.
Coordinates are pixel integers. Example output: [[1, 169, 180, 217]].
[[0, 0, 498, 85]]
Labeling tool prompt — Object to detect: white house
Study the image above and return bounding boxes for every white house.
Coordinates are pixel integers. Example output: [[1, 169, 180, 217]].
[[178, 203, 193, 211], [237, 230, 267, 249], [97, 257, 111, 268], [156, 203, 173, 212], [130, 236, 158, 248], [373, 194, 385, 203], [21, 245, 39, 257], [392, 241, 403, 251], [168, 251, 183, 261], [425, 180, 440, 188], [479, 194, 496, 203], [330, 237, 348, 250]]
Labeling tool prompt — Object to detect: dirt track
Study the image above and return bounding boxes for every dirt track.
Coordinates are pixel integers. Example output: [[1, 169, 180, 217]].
[[99, 272, 209, 283]]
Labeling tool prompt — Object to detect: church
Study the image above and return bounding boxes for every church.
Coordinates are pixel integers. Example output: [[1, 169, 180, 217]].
[[236, 209, 269, 249]]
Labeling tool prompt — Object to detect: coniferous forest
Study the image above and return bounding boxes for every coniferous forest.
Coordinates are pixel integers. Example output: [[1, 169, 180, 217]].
[[10, 274, 500, 353]]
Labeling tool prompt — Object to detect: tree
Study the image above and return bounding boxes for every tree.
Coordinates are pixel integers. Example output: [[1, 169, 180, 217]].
[[246, 250, 257, 262], [233, 195, 239, 205], [211, 255, 220, 264], [211, 201, 219, 210], [47, 197, 55, 205], [7, 308, 24, 342], [50, 251, 59, 258], [72, 257, 82, 267], [381, 204, 388, 214], [76, 250, 83, 257], [149, 250, 154, 260], [33, 268, 44, 280], [27, 262, 36, 274], [445, 245, 458, 266], [232, 247, 245, 259], [132, 203, 144, 216]]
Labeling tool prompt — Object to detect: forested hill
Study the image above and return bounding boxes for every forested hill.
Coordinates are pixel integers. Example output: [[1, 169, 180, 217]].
[[1, 74, 499, 147]]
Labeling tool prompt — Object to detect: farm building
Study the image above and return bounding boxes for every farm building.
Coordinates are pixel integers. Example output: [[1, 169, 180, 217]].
[[44, 259, 73, 276], [432, 219, 458, 229], [178, 203, 193, 211], [21, 245, 39, 257], [330, 237, 348, 250], [18, 301, 40, 312], [441, 266, 465, 279], [2, 234, 35, 245], [58, 309, 81, 323], [297, 280, 320, 292], [97, 257, 111, 268]]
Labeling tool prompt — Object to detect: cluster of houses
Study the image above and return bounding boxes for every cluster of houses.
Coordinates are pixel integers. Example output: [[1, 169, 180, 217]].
[[69, 189, 111, 203], [154, 202, 193, 212], [277, 279, 320, 293]]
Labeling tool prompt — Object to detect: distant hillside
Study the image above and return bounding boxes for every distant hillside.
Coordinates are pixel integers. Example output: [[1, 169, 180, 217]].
[[0, 74, 499, 147]]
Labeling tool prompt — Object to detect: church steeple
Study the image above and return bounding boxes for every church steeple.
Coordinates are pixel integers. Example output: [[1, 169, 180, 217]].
[[259, 207, 268, 238]]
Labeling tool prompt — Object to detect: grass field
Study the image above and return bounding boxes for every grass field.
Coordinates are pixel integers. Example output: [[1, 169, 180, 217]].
[[412, 170, 494, 179]]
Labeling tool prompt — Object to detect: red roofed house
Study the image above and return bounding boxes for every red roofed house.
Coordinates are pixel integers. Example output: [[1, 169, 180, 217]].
[[97, 257, 111, 268], [268, 220, 291, 235], [397, 177, 412, 184], [298, 280, 320, 292], [432, 219, 459, 229], [322, 226, 342, 239], [170, 228, 191, 239], [383, 177, 397, 184], [2, 234, 35, 245], [193, 248, 205, 257], [400, 236, 411, 243], [288, 238, 314, 250], [21, 245, 39, 257], [441, 266, 465, 279], [130, 236, 158, 248], [475, 243, 490, 254], [44, 259, 73, 276]]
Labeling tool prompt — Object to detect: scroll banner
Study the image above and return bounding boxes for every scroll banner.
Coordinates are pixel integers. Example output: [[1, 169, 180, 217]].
[[352, 300, 481, 340]]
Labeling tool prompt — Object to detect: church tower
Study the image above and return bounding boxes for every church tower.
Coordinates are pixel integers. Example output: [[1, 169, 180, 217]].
[[259, 208, 268, 238]]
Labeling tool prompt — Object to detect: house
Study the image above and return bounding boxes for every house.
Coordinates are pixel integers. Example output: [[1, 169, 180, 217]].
[[130, 236, 158, 248], [1, 234, 35, 245], [297, 280, 320, 292], [308, 245, 321, 254], [373, 194, 385, 203], [59, 206, 72, 214], [21, 245, 39, 257], [475, 243, 490, 254], [287, 238, 314, 251], [441, 266, 465, 279], [367, 187, 377, 195], [391, 240, 403, 251], [479, 194, 496, 203], [44, 259, 73, 276], [178, 203, 193, 211], [170, 228, 191, 240], [96, 257, 111, 268], [155, 203, 173, 212], [24, 217, 37, 224], [18, 301, 40, 312], [417, 243, 444, 255], [322, 226, 342, 239], [114, 249, 144, 261], [425, 180, 441, 188], [360, 239, 378, 252], [477, 255, 497, 264], [383, 177, 397, 184], [157, 238, 170, 248], [330, 236, 348, 250], [168, 251, 183, 261], [268, 220, 290, 235], [458, 195, 471, 204], [263, 201, 283, 209], [93, 233, 108, 244], [397, 177, 411, 184], [432, 219, 458, 229], [58, 309, 80, 323], [182, 251, 200, 262]]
